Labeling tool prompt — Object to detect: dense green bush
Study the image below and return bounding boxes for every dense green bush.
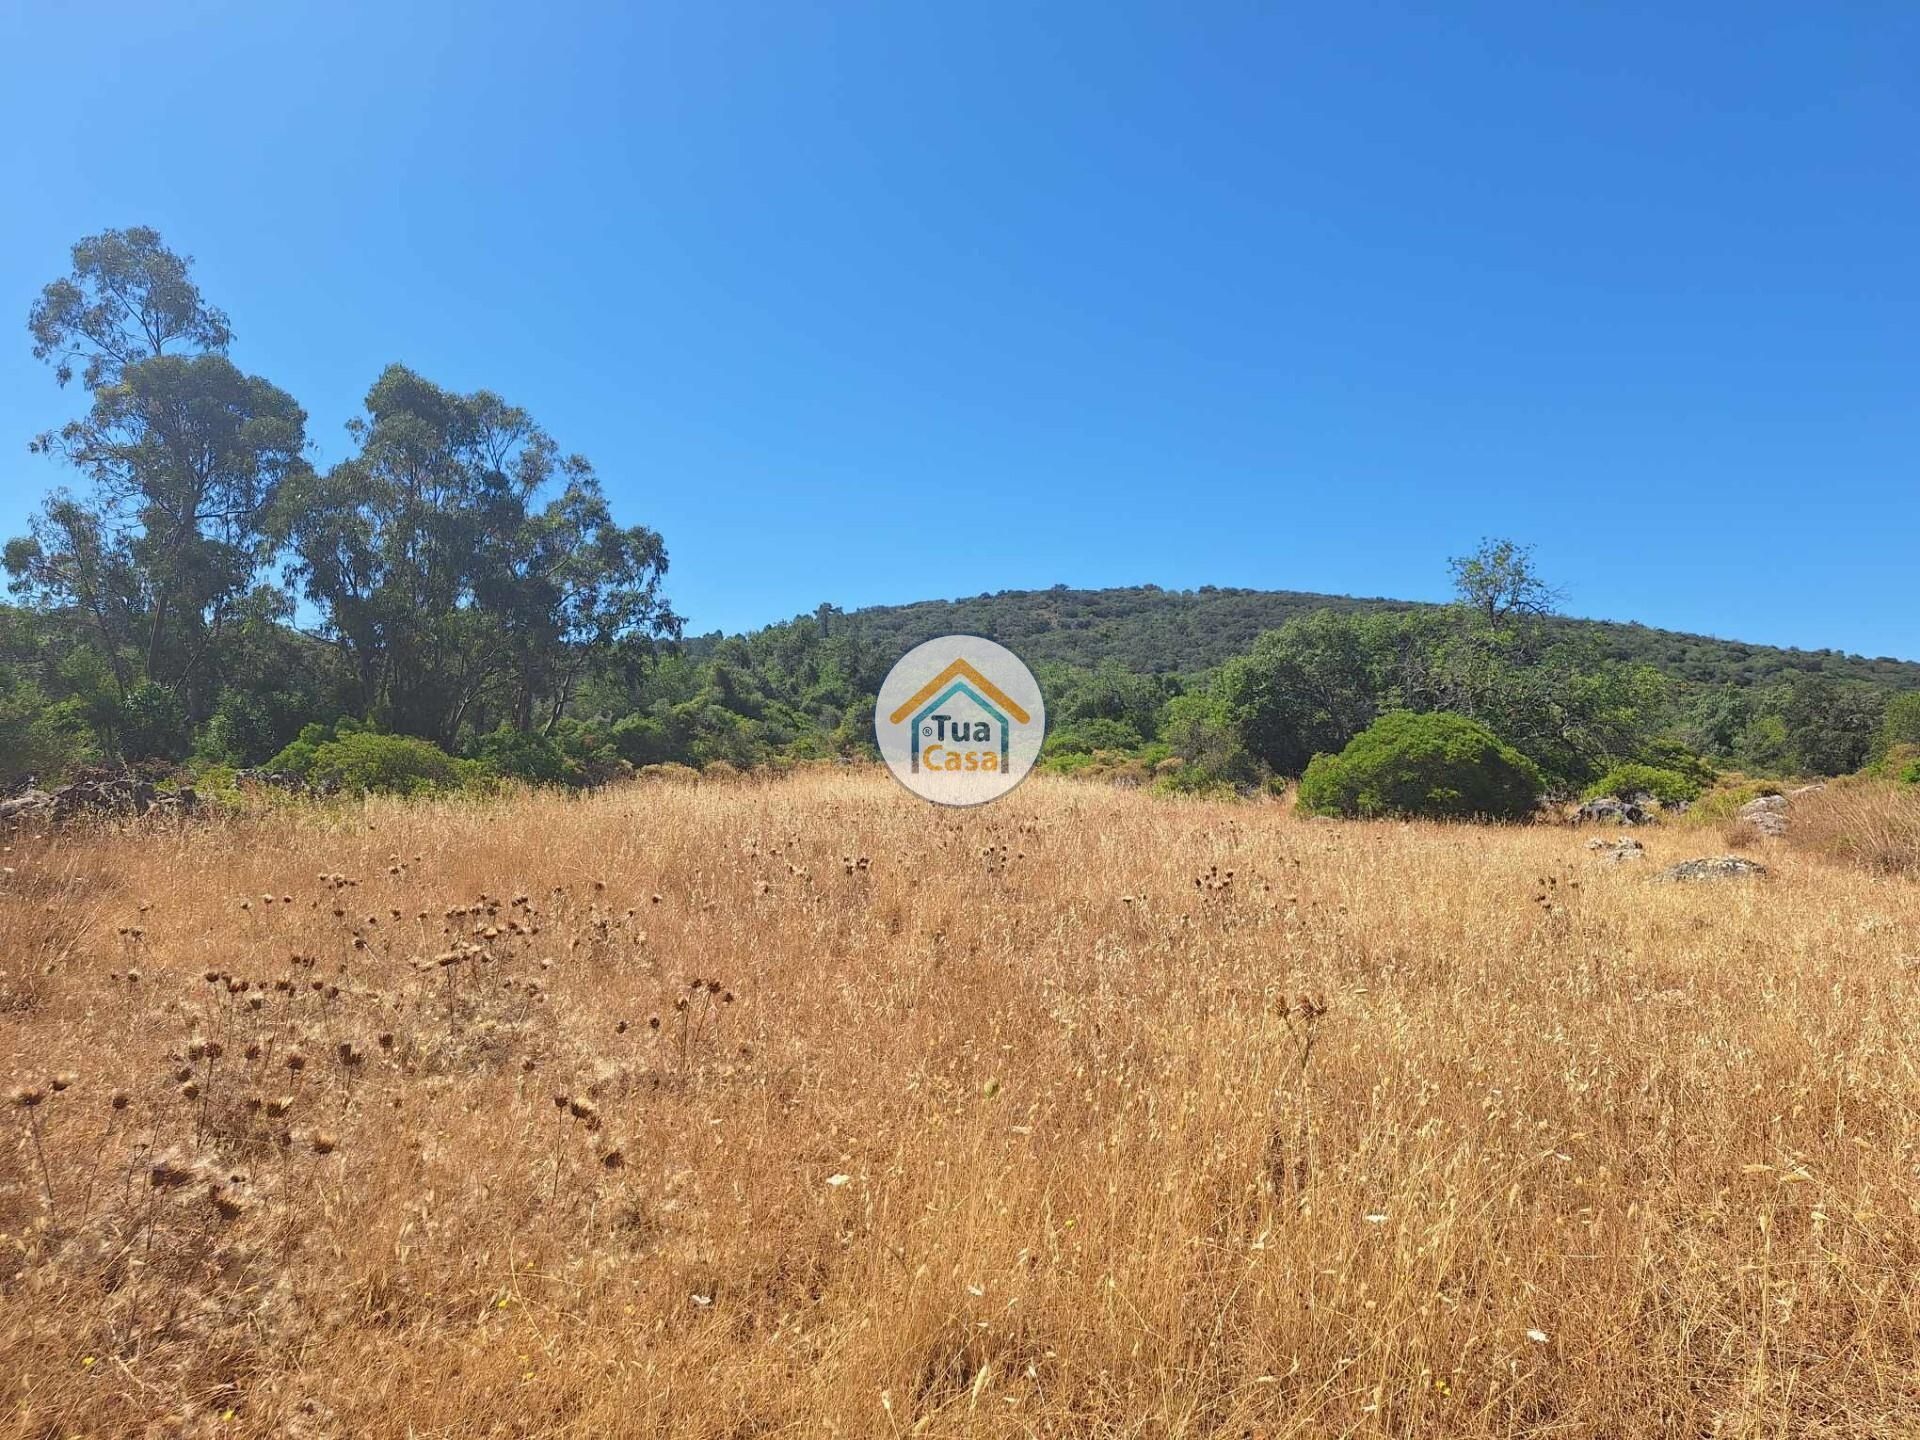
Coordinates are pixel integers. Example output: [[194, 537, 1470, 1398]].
[[204, 690, 279, 766], [1874, 696, 1920, 762], [264, 727, 323, 776], [0, 680, 95, 785], [1584, 762, 1704, 806], [305, 731, 469, 795], [1296, 711, 1542, 821], [1884, 743, 1920, 785], [470, 725, 575, 785], [1636, 738, 1717, 791], [1687, 775, 1785, 822], [1042, 717, 1144, 758], [117, 681, 190, 763]]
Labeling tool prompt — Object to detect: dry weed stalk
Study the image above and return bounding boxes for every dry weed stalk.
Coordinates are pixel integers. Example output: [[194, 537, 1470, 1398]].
[[0, 771, 1916, 1436]]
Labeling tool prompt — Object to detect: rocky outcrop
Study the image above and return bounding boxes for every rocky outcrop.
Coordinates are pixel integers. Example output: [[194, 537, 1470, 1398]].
[[235, 767, 327, 794], [1738, 794, 1790, 837], [0, 775, 198, 826], [1654, 855, 1768, 883], [1587, 837, 1646, 863], [1568, 795, 1654, 826]]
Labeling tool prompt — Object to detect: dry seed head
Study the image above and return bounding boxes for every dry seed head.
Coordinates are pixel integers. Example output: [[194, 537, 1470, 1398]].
[[309, 1131, 338, 1156], [10, 1085, 45, 1109], [50, 1071, 77, 1092], [149, 1151, 196, 1189]]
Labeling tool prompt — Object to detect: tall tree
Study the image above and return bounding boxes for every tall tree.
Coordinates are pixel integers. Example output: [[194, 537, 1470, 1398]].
[[28, 226, 232, 390], [9, 228, 306, 726], [281, 365, 678, 744], [1219, 611, 1387, 774], [1448, 538, 1564, 629]]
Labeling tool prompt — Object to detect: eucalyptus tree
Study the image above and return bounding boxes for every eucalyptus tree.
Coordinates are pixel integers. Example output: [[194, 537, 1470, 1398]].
[[281, 365, 678, 745], [8, 228, 307, 728]]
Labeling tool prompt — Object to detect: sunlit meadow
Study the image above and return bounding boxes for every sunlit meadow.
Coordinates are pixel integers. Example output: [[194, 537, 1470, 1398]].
[[4, 771, 1919, 1437]]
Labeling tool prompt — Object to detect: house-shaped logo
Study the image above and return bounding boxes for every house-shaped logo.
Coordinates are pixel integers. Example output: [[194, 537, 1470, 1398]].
[[875, 637, 1046, 806], [888, 658, 1032, 773]]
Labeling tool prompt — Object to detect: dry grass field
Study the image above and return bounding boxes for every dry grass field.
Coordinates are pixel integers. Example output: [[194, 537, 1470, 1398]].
[[4, 771, 1920, 1438]]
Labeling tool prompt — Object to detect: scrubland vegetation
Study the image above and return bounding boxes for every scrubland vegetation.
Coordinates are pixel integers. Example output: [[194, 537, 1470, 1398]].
[[5, 228, 1917, 828], [6, 221, 1920, 1439], [5, 770, 1920, 1437]]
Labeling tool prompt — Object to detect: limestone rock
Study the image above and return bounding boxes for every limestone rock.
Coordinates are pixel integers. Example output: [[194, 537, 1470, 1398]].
[[1654, 855, 1768, 883]]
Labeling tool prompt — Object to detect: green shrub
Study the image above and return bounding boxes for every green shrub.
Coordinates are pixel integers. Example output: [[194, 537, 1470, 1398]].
[[470, 726, 576, 786], [1583, 762, 1704, 806], [1689, 775, 1786, 822], [117, 681, 190, 763], [264, 720, 337, 776], [1152, 762, 1242, 798], [1043, 717, 1144, 758], [1636, 738, 1717, 791], [1874, 692, 1920, 761], [306, 731, 466, 796], [549, 719, 627, 785], [184, 762, 249, 812], [1043, 746, 1157, 787], [1295, 711, 1542, 821], [0, 682, 97, 785], [204, 690, 280, 766], [1868, 742, 1920, 782]]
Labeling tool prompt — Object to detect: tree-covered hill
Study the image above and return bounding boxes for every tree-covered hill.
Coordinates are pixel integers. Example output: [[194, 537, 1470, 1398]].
[[6, 227, 1914, 796], [706, 584, 1920, 690]]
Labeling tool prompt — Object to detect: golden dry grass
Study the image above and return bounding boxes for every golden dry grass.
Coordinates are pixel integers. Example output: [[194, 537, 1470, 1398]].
[[1787, 781, 1920, 878], [3, 771, 1920, 1438]]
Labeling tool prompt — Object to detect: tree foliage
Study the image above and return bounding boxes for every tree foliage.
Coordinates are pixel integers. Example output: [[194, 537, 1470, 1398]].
[[278, 365, 678, 745], [1296, 711, 1543, 820], [6, 229, 1911, 794]]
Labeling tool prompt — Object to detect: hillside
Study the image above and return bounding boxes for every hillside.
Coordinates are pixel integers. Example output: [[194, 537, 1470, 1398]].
[[757, 584, 1920, 688]]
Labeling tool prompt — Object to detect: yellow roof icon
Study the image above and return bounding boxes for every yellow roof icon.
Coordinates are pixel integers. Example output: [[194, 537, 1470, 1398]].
[[887, 658, 1032, 726]]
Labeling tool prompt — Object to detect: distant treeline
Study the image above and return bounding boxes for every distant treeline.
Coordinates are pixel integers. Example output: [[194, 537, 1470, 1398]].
[[5, 228, 1917, 797], [723, 583, 1920, 690]]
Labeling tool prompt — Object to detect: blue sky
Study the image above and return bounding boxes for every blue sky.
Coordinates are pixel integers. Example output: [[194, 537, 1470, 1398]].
[[2, 1, 1916, 657]]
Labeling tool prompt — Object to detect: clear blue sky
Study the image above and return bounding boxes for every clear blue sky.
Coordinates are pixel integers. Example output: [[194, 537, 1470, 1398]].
[[3, 1, 1915, 657]]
